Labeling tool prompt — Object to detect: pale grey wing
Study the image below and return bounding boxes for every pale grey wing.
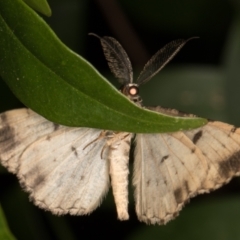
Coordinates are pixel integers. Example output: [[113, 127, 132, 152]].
[[89, 33, 133, 84], [0, 108, 110, 215], [0, 108, 61, 173], [133, 132, 208, 225], [136, 38, 195, 85], [18, 127, 110, 215], [134, 121, 240, 225], [184, 121, 240, 189]]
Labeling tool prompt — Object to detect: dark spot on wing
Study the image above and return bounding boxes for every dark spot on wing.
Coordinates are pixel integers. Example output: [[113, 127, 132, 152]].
[[0, 113, 7, 123], [184, 180, 190, 194], [172, 212, 179, 219], [174, 188, 183, 204], [53, 123, 60, 131], [0, 125, 15, 142], [146, 179, 151, 186], [32, 175, 46, 189], [192, 130, 203, 144], [218, 150, 240, 178], [46, 135, 51, 141], [191, 147, 196, 153], [161, 155, 169, 163], [3, 140, 20, 154], [231, 127, 237, 133], [22, 166, 39, 181], [202, 151, 207, 157], [0, 126, 19, 152], [21, 165, 47, 191], [184, 182, 192, 202], [159, 219, 165, 225], [71, 146, 78, 157]]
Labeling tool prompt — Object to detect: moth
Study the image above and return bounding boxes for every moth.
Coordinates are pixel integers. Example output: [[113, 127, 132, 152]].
[[1, 34, 240, 225]]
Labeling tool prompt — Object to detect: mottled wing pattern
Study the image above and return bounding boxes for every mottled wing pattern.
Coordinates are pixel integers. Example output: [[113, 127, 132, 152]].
[[2, 108, 240, 223], [0, 109, 110, 215], [0, 108, 60, 173], [133, 121, 240, 225], [133, 131, 208, 224], [184, 121, 240, 188]]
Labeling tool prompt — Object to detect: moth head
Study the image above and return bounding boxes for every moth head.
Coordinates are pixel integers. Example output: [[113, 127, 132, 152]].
[[89, 33, 195, 106], [120, 83, 142, 104]]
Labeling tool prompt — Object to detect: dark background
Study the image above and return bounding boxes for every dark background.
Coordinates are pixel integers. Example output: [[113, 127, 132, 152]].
[[1, 0, 240, 239]]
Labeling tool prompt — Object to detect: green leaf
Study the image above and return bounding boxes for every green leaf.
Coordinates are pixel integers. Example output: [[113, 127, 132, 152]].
[[0, 205, 16, 240], [0, 0, 207, 133], [22, 0, 51, 16]]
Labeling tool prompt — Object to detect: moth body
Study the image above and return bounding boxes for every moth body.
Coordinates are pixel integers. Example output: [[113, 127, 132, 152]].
[[108, 132, 133, 220], [1, 34, 240, 225]]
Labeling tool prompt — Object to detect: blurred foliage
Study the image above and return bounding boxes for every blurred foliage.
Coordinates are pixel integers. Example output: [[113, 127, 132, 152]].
[[0, 204, 16, 240], [1, 0, 240, 239], [22, 0, 51, 16]]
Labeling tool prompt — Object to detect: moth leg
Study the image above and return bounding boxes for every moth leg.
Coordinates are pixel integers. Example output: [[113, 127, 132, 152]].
[[84, 130, 133, 220], [100, 132, 130, 158], [83, 130, 112, 153]]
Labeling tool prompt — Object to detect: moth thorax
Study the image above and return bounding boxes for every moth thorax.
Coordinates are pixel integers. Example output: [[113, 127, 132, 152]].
[[120, 83, 142, 104]]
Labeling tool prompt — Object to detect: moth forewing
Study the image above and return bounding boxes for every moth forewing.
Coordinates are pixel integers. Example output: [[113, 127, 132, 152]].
[[28, 128, 111, 215], [184, 121, 240, 188], [0, 109, 112, 215], [133, 131, 208, 224], [108, 132, 133, 220], [0, 108, 62, 174]]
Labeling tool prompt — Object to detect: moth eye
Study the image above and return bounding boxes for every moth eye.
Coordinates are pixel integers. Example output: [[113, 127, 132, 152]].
[[129, 86, 139, 96]]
